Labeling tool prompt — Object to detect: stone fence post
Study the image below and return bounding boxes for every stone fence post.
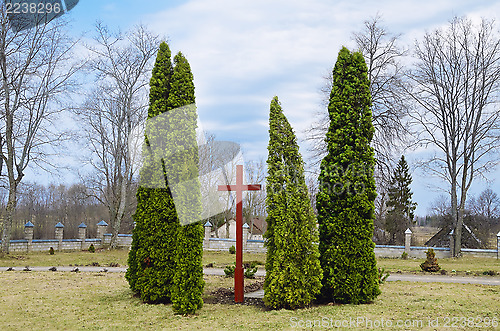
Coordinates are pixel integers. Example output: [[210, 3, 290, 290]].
[[497, 231, 500, 259], [78, 223, 87, 250], [55, 222, 64, 252], [404, 228, 412, 255], [24, 221, 34, 253], [243, 223, 250, 251], [204, 221, 212, 249], [449, 230, 455, 257], [97, 220, 108, 247]]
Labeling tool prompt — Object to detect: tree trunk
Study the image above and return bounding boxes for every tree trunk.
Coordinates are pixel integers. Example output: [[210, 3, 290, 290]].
[[450, 181, 460, 257], [110, 176, 129, 249], [1, 185, 18, 253]]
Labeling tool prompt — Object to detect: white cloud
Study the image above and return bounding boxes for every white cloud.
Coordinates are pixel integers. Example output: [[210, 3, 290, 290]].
[[137, 0, 500, 214]]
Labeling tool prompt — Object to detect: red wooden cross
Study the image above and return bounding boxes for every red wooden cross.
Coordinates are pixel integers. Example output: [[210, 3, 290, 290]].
[[218, 164, 261, 303]]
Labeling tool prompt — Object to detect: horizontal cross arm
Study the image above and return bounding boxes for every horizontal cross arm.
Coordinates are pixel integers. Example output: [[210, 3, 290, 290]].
[[244, 185, 262, 191], [218, 185, 237, 191]]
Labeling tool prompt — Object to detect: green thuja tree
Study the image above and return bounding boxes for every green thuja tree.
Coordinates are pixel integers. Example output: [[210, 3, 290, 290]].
[[264, 96, 322, 309], [316, 47, 380, 304], [385, 155, 417, 244], [169, 52, 204, 315], [126, 42, 179, 303]]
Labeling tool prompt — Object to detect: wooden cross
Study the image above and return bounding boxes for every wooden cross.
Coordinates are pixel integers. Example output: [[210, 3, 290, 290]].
[[218, 164, 261, 303]]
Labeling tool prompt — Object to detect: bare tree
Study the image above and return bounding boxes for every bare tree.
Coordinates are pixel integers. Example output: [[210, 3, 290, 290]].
[[197, 132, 243, 237], [75, 23, 159, 248], [407, 17, 500, 256], [468, 188, 500, 220], [243, 159, 266, 235], [0, 9, 80, 253], [305, 15, 409, 198]]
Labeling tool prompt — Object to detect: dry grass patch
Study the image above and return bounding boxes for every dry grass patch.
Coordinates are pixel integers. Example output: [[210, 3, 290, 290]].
[[377, 256, 500, 275], [0, 250, 266, 271], [0, 272, 499, 330], [0, 249, 129, 268]]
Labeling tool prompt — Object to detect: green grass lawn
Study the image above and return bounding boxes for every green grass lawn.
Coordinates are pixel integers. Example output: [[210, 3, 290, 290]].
[[0, 272, 498, 330]]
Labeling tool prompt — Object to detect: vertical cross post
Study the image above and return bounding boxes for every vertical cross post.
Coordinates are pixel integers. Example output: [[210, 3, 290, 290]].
[[218, 165, 261, 303]]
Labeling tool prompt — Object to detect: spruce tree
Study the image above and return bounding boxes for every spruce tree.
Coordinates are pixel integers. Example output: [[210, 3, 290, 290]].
[[126, 42, 178, 303], [169, 52, 204, 315], [264, 96, 322, 309], [316, 47, 380, 304], [385, 155, 417, 244]]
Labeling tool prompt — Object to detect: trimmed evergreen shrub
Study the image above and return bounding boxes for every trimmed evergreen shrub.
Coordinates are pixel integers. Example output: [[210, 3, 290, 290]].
[[125, 42, 179, 304], [229, 245, 236, 254], [420, 249, 440, 272], [244, 262, 258, 279], [316, 47, 381, 304], [88, 244, 95, 253], [263, 96, 322, 309], [224, 264, 235, 277], [49, 247, 55, 255], [168, 52, 204, 315]]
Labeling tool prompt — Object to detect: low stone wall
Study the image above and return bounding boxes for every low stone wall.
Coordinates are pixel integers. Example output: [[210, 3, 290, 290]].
[[375, 245, 451, 259], [246, 239, 266, 253], [461, 248, 498, 258], [4, 221, 499, 260], [204, 238, 236, 251], [1, 236, 133, 253]]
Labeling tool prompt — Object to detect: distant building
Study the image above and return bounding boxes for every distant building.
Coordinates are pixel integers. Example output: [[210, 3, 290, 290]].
[[214, 217, 267, 240]]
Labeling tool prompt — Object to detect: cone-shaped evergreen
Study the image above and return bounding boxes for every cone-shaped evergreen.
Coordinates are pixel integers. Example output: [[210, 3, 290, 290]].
[[316, 47, 380, 304], [264, 96, 322, 309], [385, 155, 417, 244], [126, 42, 178, 303], [125, 46, 204, 314], [169, 52, 204, 315]]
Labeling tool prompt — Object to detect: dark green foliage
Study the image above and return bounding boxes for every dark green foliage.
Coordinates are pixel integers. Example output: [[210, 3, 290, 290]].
[[171, 222, 204, 314], [264, 96, 322, 310], [126, 47, 204, 314], [244, 262, 258, 279], [386, 156, 417, 244], [420, 249, 440, 272], [229, 245, 236, 254], [49, 247, 55, 255], [88, 244, 95, 253], [224, 262, 258, 278], [147, 42, 174, 119], [167, 52, 204, 315], [224, 264, 235, 277], [401, 252, 408, 260], [126, 42, 178, 304], [126, 187, 179, 303], [316, 47, 380, 304]]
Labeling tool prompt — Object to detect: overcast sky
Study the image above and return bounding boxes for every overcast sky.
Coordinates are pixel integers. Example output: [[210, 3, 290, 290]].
[[39, 0, 500, 216]]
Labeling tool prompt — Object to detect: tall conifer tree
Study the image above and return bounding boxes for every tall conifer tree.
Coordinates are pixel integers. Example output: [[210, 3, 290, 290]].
[[264, 96, 322, 309], [169, 52, 204, 315], [385, 155, 417, 244], [126, 42, 178, 303], [126, 47, 204, 314], [316, 47, 380, 304]]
